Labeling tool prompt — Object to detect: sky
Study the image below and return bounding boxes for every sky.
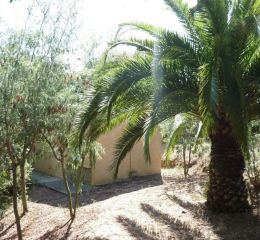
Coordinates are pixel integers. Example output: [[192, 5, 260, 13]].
[[0, 0, 197, 70]]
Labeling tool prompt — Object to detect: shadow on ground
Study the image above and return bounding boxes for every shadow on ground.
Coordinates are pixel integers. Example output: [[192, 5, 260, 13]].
[[116, 177, 260, 240], [0, 220, 108, 240], [3, 173, 260, 240], [167, 194, 260, 240], [29, 174, 163, 208], [117, 203, 204, 240], [0, 222, 16, 239], [0, 213, 26, 240], [37, 219, 72, 240], [118, 200, 260, 240]]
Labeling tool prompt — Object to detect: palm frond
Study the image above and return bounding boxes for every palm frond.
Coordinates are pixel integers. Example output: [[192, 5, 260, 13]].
[[105, 55, 152, 122], [158, 30, 200, 68], [163, 0, 198, 39], [112, 115, 147, 178], [198, 0, 229, 35], [164, 113, 202, 162], [198, 63, 218, 131], [103, 38, 153, 62], [116, 22, 163, 39], [164, 114, 187, 162], [240, 37, 260, 72], [87, 141, 104, 167], [143, 115, 157, 163], [71, 90, 103, 148]]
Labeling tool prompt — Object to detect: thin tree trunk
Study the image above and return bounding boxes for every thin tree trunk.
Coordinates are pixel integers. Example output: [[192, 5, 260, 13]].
[[182, 144, 187, 178], [12, 164, 23, 240], [20, 160, 28, 214], [207, 124, 250, 212], [186, 144, 192, 177], [60, 159, 74, 219], [73, 155, 85, 219], [42, 134, 74, 219]]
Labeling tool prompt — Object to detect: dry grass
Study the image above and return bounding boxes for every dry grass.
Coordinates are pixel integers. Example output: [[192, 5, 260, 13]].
[[1, 169, 260, 240]]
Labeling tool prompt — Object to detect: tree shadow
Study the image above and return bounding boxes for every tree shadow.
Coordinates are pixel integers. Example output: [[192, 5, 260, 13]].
[[0, 224, 31, 240], [164, 174, 207, 195], [30, 174, 163, 208], [0, 232, 18, 240], [118, 199, 260, 240], [117, 215, 159, 240], [0, 213, 26, 239], [166, 194, 260, 240], [0, 222, 16, 238], [1, 219, 109, 240], [165, 193, 207, 220], [38, 219, 72, 240], [141, 203, 203, 240], [83, 237, 109, 240], [117, 203, 204, 240]]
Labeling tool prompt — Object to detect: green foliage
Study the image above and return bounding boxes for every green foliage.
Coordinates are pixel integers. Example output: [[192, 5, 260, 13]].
[[39, 71, 100, 175], [160, 113, 202, 162], [0, 0, 79, 224], [0, 157, 11, 217], [75, 0, 260, 178]]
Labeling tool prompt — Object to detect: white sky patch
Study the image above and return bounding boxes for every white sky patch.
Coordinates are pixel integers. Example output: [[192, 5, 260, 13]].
[[0, 0, 197, 70]]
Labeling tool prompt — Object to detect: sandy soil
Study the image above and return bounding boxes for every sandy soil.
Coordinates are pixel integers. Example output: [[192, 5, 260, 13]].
[[1, 169, 260, 240]]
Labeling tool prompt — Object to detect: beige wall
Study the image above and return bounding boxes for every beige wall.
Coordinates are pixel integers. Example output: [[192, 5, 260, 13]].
[[33, 150, 63, 179], [34, 125, 162, 185], [91, 125, 162, 185]]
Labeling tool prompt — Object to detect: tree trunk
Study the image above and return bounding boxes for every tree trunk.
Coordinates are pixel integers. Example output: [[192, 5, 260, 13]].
[[73, 155, 85, 219], [186, 144, 192, 177], [12, 164, 23, 240], [60, 159, 74, 219], [20, 161, 28, 214], [182, 144, 187, 178], [207, 125, 250, 212]]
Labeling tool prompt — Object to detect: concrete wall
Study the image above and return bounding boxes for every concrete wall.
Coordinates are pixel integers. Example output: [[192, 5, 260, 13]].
[[34, 124, 162, 185]]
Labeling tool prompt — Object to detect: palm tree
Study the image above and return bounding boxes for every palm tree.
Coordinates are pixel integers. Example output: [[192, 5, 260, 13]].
[[75, 0, 260, 212]]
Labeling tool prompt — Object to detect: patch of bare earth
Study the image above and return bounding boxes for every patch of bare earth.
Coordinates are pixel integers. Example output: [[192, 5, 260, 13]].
[[1, 169, 260, 240]]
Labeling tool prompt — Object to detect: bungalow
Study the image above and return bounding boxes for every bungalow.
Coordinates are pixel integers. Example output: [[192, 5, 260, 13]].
[[34, 124, 162, 185]]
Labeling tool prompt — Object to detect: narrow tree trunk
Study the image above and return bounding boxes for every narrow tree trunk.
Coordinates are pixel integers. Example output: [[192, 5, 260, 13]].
[[20, 161, 28, 214], [60, 159, 74, 219], [73, 156, 85, 219], [186, 144, 192, 177], [207, 126, 250, 212], [12, 164, 23, 240], [182, 144, 187, 178], [42, 134, 74, 218]]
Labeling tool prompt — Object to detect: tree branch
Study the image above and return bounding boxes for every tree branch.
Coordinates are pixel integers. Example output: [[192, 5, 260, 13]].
[[41, 132, 61, 161]]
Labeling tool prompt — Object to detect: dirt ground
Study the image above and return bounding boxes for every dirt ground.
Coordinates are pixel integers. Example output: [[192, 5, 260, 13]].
[[1, 168, 260, 240]]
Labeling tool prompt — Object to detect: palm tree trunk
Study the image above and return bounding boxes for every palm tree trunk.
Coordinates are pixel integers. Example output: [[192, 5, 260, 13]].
[[12, 164, 23, 240], [20, 161, 28, 214], [207, 127, 250, 212]]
